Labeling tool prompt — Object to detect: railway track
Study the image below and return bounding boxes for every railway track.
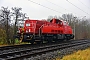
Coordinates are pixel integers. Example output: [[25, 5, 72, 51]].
[[0, 40, 90, 60]]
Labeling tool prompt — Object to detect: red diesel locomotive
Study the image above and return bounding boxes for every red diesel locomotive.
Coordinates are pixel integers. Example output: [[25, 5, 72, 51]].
[[16, 18, 74, 44]]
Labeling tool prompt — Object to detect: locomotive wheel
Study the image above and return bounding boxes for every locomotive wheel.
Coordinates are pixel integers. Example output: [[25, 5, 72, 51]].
[[23, 35, 27, 40], [54, 39, 58, 43], [40, 40, 43, 44], [67, 37, 70, 40], [36, 41, 42, 44], [71, 34, 74, 39], [31, 41, 34, 44], [48, 40, 52, 43], [30, 39, 35, 44]]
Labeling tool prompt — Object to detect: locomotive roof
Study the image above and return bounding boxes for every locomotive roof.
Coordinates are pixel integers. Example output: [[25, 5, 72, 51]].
[[25, 19, 68, 24]]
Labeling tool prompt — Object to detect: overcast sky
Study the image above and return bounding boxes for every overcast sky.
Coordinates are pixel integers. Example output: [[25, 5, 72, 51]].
[[0, 0, 90, 19]]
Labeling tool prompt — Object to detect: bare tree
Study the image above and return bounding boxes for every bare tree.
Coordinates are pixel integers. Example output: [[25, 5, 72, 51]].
[[0, 7, 11, 44], [11, 7, 27, 44], [47, 15, 59, 22], [12, 7, 22, 35], [12, 7, 27, 35], [47, 16, 53, 22]]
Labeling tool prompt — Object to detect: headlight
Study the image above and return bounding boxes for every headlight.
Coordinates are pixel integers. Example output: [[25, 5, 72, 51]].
[[26, 30, 28, 33]]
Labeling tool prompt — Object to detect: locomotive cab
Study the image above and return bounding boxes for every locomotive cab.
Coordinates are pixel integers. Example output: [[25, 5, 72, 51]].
[[50, 18, 63, 26]]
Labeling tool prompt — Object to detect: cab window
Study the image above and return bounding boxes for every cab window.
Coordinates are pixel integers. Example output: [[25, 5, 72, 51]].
[[26, 23, 30, 26], [56, 20, 62, 25], [63, 21, 68, 26]]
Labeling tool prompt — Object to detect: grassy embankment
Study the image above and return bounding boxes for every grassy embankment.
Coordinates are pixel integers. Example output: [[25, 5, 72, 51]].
[[0, 39, 30, 47], [55, 48, 90, 60]]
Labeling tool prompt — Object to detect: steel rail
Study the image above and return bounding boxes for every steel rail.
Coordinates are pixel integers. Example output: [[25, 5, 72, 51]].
[[0, 39, 89, 60]]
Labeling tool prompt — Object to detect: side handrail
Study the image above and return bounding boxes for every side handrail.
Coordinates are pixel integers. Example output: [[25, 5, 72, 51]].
[[39, 24, 44, 36]]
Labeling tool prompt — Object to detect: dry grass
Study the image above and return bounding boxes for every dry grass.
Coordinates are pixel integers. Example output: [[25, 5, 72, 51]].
[[55, 48, 90, 60], [0, 42, 30, 47], [0, 44, 8, 47]]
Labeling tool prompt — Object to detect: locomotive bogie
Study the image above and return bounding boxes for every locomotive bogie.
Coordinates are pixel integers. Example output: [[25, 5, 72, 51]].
[[17, 33, 74, 44]]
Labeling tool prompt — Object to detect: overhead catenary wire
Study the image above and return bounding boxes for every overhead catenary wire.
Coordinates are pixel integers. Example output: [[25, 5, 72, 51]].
[[28, 0, 63, 14], [66, 0, 90, 15], [45, 0, 68, 11], [45, 0, 81, 16], [28, 0, 90, 17], [78, 0, 90, 10]]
